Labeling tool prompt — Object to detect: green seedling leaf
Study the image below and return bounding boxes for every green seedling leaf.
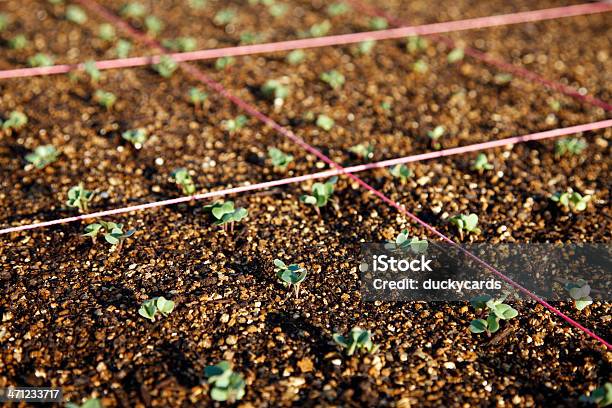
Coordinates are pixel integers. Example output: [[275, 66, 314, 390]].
[[25, 145, 59, 169], [471, 153, 493, 171], [286, 49, 305, 65], [316, 115, 335, 131], [469, 319, 487, 333], [122, 128, 148, 149], [327, 2, 350, 16], [98, 24, 116, 41], [214, 9, 236, 26], [268, 147, 293, 170], [94, 90, 117, 110], [205, 361, 246, 403], [333, 327, 378, 356], [145, 15, 164, 36], [28, 53, 54, 67], [581, 382, 612, 407], [171, 167, 196, 195], [215, 56, 235, 70], [555, 137, 586, 157], [154, 55, 178, 78], [66, 183, 94, 212], [320, 70, 345, 89], [121, 2, 146, 18], [349, 143, 374, 160], [447, 47, 464, 63], [369, 17, 388, 30], [261, 79, 289, 101], [115, 39, 132, 58], [8, 34, 28, 50], [389, 164, 412, 184], [66, 5, 87, 24]]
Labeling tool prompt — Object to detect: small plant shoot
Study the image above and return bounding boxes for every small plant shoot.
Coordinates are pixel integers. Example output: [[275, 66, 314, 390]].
[[171, 168, 196, 195], [394, 230, 428, 254], [98, 24, 116, 41], [286, 49, 305, 65], [162, 37, 197, 52], [154, 55, 178, 78], [188, 87, 208, 110], [316, 115, 335, 131], [471, 153, 494, 172], [8, 34, 28, 50], [215, 56, 235, 70], [214, 9, 236, 26], [261, 79, 289, 101], [369, 17, 388, 30], [28, 53, 54, 67], [333, 327, 379, 356], [565, 280, 592, 311], [413, 60, 428, 74], [203, 200, 248, 232], [300, 176, 337, 216], [145, 15, 164, 36], [268, 147, 293, 170], [469, 294, 518, 336], [66, 183, 94, 213], [308, 20, 331, 37], [555, 137, 587, 157], [320, 70, 345, 90], [427, 125, 445, 149], [223, 115, 248, 133], [83, 60, 101, 83], [580, 383, 612, 407], [449, 213, 481, 240], [349, 143, 374, 160], [327, 2, 350, 16], [25, 145, 59, 169], [115, 39, 132, 58], [83, 221, 135, 251], [138, 296, 175, 321], [205, 361, 246, 403], [94, 90, 117, 110], [2, 111, 28, 133], [66, 5, 88, 24], [274, 259, 308, 298], [66, 398, 102, 408], [447, 48, 465, 63], [389, 164, 413, 184], [120, 2, 147, 18], [406, 36, 427, 54], [122, 128, 148, 149], [550, 191, 590, 213]]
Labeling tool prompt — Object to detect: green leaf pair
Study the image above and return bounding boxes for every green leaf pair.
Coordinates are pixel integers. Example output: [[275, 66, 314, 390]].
[[449, 213, 481, 240], [469, 294, 518, 335], [171, 168, 196, 195], [66, 183, 94, 213], [550, 191, 590, 213], [138, 296, 175, 322], [204, 201, 249, 227], [394, 230, 428, 254], [299, 176, 338, 215], [333, 327, 379, 356], [565, 280, 593, 311], [25, 145, 59, 169], [205, 361, 246, 403], [274, 259, 307, 298], [268, 147, 294, 170], [83, 221, 136, 250]]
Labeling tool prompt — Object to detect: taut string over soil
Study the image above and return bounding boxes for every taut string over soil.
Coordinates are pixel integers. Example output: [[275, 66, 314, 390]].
[[2, 119, 609, 235], [71, 0, 612, 350], [346, 0, 612, 112]]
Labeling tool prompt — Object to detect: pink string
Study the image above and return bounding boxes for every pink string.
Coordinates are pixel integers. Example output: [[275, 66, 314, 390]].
[[53, 0, 612, 349], [3, 119, 609, 235], [0, 2, 611, 87], [346, 0, 612, 111]]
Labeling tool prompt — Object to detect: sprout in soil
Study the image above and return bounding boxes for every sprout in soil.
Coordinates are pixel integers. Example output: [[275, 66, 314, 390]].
[[214, 9, 236, 26], [327, 2, 350, 16], [389, 164, 413, 184], [427, 125, 445, 149], [203, 200, 248, 232], [83, 221, 135, 251], [413, 60, 428, 74], [8, 34, 28, 50], [115, 39, 132, 58], [449, 213, 481, 240], [188, 87, 208, 110], [494, 73, 513, 85], [162, 37, 197, 52], [447, 47, 465, 63], [550, 190, 590, 213], [565, 280, 593, 311], [307, 20, 331, 37], [138, 296, 175, 322], [580, 383, 612, 407], [2, 111, 28, 133], [471, 153, 494, 172], [380, 101, 392, 112], [66, 5, 88, 24], [215, 56, 235, 70], [122, 128, 148, 149], [66, 183, 94, 213], [300, 176, 337, 216], [66, 398, 102, 408], [333, 327, 379, 356], [205, 361, 246, 403], [369, 17, 388, 30], [406, 36, 428, 54], [261, 79, 289, 101], [94, 90, 117, 110], [548, 99, 561, 112], [268, 147, 293, 171], [154, 55, 178, 78], [120, 2, 147, 18], [28, 53, 54, 67], [25, 145, 59, 169], [98, 23, 116, 41], [274, 259, 308, 298], [145, 15, 164, 36], [394, 230, 428, 254], [268, 3, 288, 17], [223, 115, 248, 133], [357, 39, 376, 55], [286, 49, 305, 65], [469, 294, 518, 336], [189, 0, 206, 9], [171, 167, 196, 195], [349, 143, 374, 160], [555, 137, 586, 157], [316, 114, 335, 131], [0, 13, 8, 31], [83, 60, 101, 83], [320, 70, 345, 90], [240, 32, 261, 45]]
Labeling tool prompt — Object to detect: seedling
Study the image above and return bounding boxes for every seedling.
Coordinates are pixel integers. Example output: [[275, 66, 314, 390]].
[[25, 145, 59, 169], [469, 294, 518, 336], [189, 0, 206, 9], [120, 2, 146, 18], [394, 230, 428, 253], [412, 59, 428, 74], [223, 115, 248, 132], [550, 191, 590, 213], [27, 53, 54, 67], [94, 90, 117, 110], [349, 143, 374, 160], [316, 115, 334, 131], [427, 125, 445, 149], [471, 153, 493, 172], [66, 183, 94, 213], [308, 20, 331, 37], [66, 398, 102, 408], [122, 128, 148, 149], [66, 5, 87, 24], [581, 383, 612, 407], [2, 111, 28, 133], [333, 327, 379, 356], [115, 39, 132, 58], [274, 259, 308, 298], [327, 2, 350, 16], [203, 200, 248, 232], [548, 99, 561, 112], [239, 32, 261, 45], [83, 221, 135, 251], [320, 70, 345, 90], [214, 9, 236, 26], [188, 87, 208, 110], [565, 280, 592, 311], [447, 47, 465, 63], [154, 55, 178, 78], [8, 34, 28, 50], [138, 296, 175, 321], [449, 213, 480, 240], [145, 15, 164, 36], [369, 17, 388, 30], [0, 13, 8, 31], [83, 60, 101, 83], [494, 73, 513, 85], [162, 37, 197, 52], [286, 50, 305, 65], [205, 361, 246, 403], [171, 167, 196, 195], [261, 79, 289, 101], [357, 39, 376, 55], [555, 137, 586, 157], [380, 101, 392, 112], [299, 176, 337, 216], [268, 3, 287, 17], [268, 147, 293, 170], [98, 23, 116, 41], [406, 36, 428, 54], [389, 164, 412, 184], [215, 56, 235, 70]]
